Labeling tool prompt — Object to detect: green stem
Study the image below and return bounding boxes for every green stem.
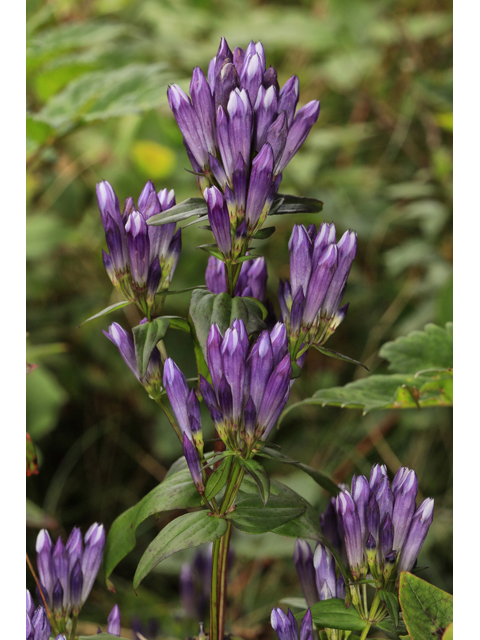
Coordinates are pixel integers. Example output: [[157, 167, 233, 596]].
[[358, 590, 382, 640], [359, 622, 372, 640], [217, 522, 232, 640], [69, 615, 78, 640], [210, 537, 221, 640]]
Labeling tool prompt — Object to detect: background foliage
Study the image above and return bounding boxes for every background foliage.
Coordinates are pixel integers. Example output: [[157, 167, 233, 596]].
[[26, 0, 452, 636]]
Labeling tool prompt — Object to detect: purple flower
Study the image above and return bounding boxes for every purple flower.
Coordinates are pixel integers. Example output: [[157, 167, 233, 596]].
[[198, 319, 291, 449], [397, 498, 434, 574], [183, 434, 205, 494], [97, 180, 180, 314], [336, 491, 364, 579], [168, 37, 320, 235], [294, 540, 318, 607], [279, 223, 356, 356], [107, 604, 121, 636], [81, 523, 106, 604], [103, 322, 163, 397], [271, 608, 313, 640], [313, 543, 337, 601], [205, 255, 268, 301], [29, 606, 51, 640], [204, 186, 232, 256]]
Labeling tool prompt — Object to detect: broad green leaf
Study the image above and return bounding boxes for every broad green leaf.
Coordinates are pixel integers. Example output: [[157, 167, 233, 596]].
[[147, 197, 208, 226], [189, 290, 265, 363], [284, 372, 452, 415], [308, 599, 367, 632], [239, 458, 270, 505], [35, 63, 174, 129], [379, 590, 400, 628], [443, 623, 453, 640], [379, 323, 453, 374], [227, 493, 305, 534], [205, 456, 233, 500], [257, 447, 339, 496], [134, 510, 228, 588], [132, 318, 170, 378], [78, 300, 132, 327], [375, 616, 408, 636], [104, 468, 201, 579], [311, 345, 368, 370], [271, 194, 324, 215], [399, 572, 453, 640]]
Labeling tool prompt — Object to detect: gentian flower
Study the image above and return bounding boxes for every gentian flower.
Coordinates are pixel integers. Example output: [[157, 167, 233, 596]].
[[279, 223, 356, 358], [168, 38, 320, 241], [26, 597, 51, 640], [107, 604, 121, 636], [97, 180, 181, 316], [294, 541, 346, 608], [35, 524, 105, 623], [103, 322, 163, 398], [205, 255, 267, 300], [333, 466, 433, 583], [271, 608, 313, 640]]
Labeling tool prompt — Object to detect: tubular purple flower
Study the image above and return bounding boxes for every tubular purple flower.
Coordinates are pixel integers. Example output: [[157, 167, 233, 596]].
[[138, 180, 161, 218], [240, 52, 263, 104], [300, 609, 313, 640], [191, 67, 217, 156], [369, 464, 388, 492], [206, 256, 227, 293], [290, 288, 306, 338], [227, 89, 252, 173], [336, 575, 346, 600], [167, 84, 209, 169], [278, 76, 299, 127], [52, 579, 64, 615], [351, 474, 370, 545], [266, 111, 289, 170], [146, 257, 162, 303], [302, 244, 338, 326], [313, 543, 336, 602], [183, 435, 204, 494], [103, 323, 140, 382], [336, 491, 364, 577], [231, 154, 248, 219], [52, 537, 69, 608], [397, 498, 434, 574], [36, 529, 54, 604], [163, 358, 192, 438], [270, 322, 289, 366], [366, 494, 380, 542], [276, 100, 320, 174], [31, 606, 51, 640], [320, 498, 344, 554], [97, 181, 123, 229], [254, 85, 278, 152], [221, 325, 248, 422], [69, 559, 83, 614], [378, 513, 394, 565], [206, 324, 225, 391], [26, 590, 36, 619], [235, 256, 268, 300], [392, 468, 418, 552], [81, 523, 105, 604], [294, 540, 318, 607], [271, 608, 298, 640], [245, 143, 274, 230], [125, 211, 150, 288], [256, 354, 291, 436], [247, 330, 274, 410], [312, 222, 336, 264], [264, 65, 279, 90], [205, 186, 232, 255], [322, 230, 357, 318], [215, 62, 239, 114], [288, 225, 312, 298], [376, 476, 394, 524], [103, 213, 127, 274], [107, 604, 121, 636]]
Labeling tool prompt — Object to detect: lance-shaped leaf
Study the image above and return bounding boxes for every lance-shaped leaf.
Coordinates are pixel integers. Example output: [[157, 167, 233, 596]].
[[147, 197, 208, 226], [227, 493, 305, 534], [205, 456, 233, 500], [189, 290, 265, 363], [253, 226, 276, 239], [78, 300, 132, 327], [134, 510, 228, 588], [256, 446, 339, 495], [379, 590, 400, 629], [239, 458, 270, 505], [133, 318, 170, 378], [399, 572, 453, 640], [270, 194, 324, 215], [104, 468, 201, 580], [306, 599, 367, 632]]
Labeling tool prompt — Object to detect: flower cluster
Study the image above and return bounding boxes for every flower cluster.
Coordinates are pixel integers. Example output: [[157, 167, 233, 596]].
[[163, 319, 292, 487], [332, 465, 434, 583], [278, 223, 357, 358], [168, 38, 320, 250], [97, 180, 181, 317], [205, 255, 268, 301], [26, 593, 59, 640], [271, 608, 313, 640], [103, 321, 163, 398], [35, 524, 105, 622], [294, 540, 346, 608]]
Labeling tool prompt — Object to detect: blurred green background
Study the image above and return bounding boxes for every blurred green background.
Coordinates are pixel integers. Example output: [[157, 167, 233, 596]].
[[26, 0, 452, 636]]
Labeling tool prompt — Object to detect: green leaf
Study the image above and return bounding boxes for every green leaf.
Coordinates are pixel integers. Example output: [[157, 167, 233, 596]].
[[78, 300, 132, 327], [280, 597, 308, 609], [35, 63, 174, 129], [285, 372, 452, 415], [308, 598, 368, 632], [379, 323, 453, 374], [442, 623, 453, 640], [189, 290, 265, 363], [227, 493, 305, 534], [78, 635, 129, 640], [253, 226, 276, 239], [134, 510, 228, 588], [311, 345, 368, 370], [379, 590, 400, 629], [375, 616, 408, 637], [147, 197, 208, 226], [104, 468, 201, 580], [205, 456, 233, 500], [399, 572, 453, 640], [132, 318, 170, 378], [239, 458, 270, 505], [161, 316, 190, 333], [198, 244, 225, 260], [257, 447, 339, 496], [271, 194, 324, 215]]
